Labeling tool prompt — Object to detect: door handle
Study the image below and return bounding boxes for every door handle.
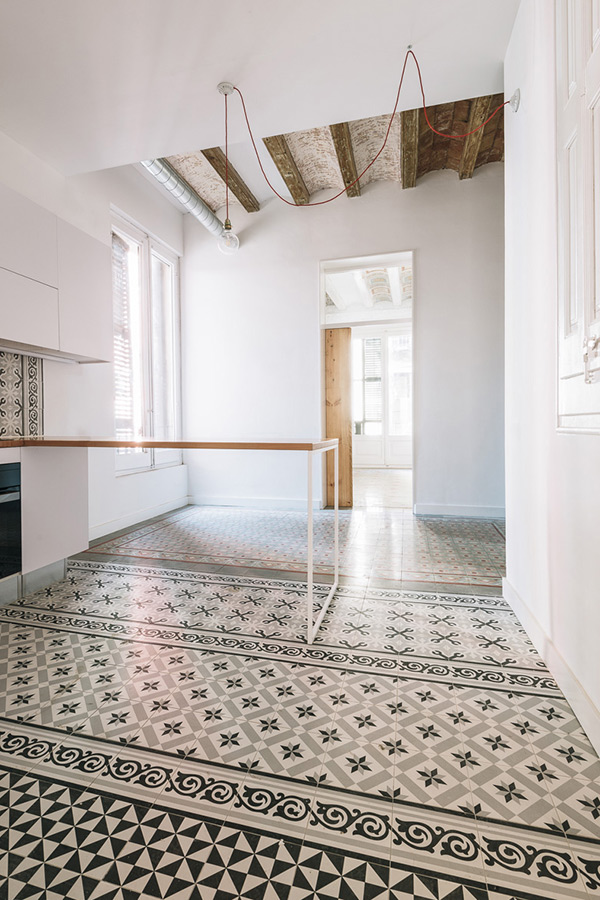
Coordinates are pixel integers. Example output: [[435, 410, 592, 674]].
[[583, 334, 600, 384]]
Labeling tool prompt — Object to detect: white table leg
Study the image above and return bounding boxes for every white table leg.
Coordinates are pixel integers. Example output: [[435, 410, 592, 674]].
[[306, 442, 340, 645], [307, 449, 314, 644], [334, 442, 339, 582]]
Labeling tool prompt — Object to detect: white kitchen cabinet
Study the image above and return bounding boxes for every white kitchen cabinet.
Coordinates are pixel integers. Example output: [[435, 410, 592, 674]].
[[0, 182, 58, 287], [0, 266, 59, 350], [57, 219, 112, 362], [20, 447, 89, 574], [0, 182, 113, 363]]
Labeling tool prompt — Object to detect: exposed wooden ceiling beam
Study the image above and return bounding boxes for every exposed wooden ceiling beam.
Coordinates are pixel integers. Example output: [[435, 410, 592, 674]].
[[330, 122, 361, 197], [200, 147, 260, 213], [262, 134, 310, 205], [400, 108, 419, 189], [458, 95, 493, 180]]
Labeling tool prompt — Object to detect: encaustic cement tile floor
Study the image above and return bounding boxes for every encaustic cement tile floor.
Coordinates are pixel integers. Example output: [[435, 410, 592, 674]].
[[83, 505, 506, 593], [0, 505, 598, 899]]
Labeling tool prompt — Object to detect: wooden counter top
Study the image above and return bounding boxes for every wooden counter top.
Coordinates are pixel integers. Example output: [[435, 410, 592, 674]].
[[0, 437, 338, 452]]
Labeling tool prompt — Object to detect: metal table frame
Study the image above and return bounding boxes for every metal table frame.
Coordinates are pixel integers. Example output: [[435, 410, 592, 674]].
[[3, 436, 340, 644], [306, 442, 339, 642]]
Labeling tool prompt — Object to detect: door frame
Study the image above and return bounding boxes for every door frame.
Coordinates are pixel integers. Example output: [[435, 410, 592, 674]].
[[319, 251, 416, 512]]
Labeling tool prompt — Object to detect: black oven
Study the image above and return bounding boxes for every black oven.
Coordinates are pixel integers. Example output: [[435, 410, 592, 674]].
[[0, 463, 21, 579]]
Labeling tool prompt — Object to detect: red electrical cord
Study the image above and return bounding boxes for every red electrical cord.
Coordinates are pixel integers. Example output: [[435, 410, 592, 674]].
[[409, 50, 508, 138], [224, 92, 229, 221], [231, 48, 509, 207]]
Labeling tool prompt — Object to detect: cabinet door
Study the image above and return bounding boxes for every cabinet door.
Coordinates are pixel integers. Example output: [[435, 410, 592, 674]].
[[21, 447, 89, 573], [0, 266, 59, 350], [57, 219, 112, 361], [0, 182, 57, 287]]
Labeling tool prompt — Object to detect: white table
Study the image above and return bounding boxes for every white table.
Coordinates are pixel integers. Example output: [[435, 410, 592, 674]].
[[2, 436, 340, 643]]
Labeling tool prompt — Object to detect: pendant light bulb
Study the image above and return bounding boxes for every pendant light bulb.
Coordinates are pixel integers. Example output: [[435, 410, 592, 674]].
[[217, 219, 239, 255]]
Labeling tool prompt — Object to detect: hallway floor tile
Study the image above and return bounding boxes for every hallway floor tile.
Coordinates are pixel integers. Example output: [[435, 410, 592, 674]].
[[83, 504, 506, 592]]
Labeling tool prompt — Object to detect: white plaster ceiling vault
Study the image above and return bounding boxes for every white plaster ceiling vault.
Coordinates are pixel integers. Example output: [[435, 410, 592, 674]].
[[324, 258, 414, 327], [0, 0, 519, 191]]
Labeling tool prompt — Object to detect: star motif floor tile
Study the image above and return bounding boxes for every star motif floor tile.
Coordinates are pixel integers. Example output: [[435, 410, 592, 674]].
[[0, 507, 597, 900]]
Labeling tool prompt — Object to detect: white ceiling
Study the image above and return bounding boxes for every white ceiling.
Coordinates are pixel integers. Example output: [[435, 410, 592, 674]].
[[0, 0, 520, 177], [324, 256, 413, 327]]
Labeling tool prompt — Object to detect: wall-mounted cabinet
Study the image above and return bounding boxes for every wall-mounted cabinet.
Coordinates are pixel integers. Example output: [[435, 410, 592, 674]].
[[57, 220, 113, 362], [0, 183, 111, 363], [0, 182, 57, 288], [0, 266, 59, 350]]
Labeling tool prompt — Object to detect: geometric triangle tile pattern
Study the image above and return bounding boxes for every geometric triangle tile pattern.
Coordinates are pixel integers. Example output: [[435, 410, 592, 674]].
[[0, 507, 598, 900], [1, 769, 493, 900]]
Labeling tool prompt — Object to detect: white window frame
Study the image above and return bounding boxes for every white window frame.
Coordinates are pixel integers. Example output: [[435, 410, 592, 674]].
[[111, 212, 182, 474]]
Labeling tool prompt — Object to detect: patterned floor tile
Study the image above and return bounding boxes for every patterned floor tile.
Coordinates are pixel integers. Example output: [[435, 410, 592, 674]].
[[1, 508, 599, 900], [81, 505, 506, 589]]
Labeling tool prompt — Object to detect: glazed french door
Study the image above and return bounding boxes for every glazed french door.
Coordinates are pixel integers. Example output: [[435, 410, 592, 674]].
[[352, 325, 412, 467]]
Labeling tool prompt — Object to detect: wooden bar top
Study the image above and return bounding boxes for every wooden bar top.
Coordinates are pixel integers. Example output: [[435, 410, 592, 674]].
[[0, 437, 338, 452]]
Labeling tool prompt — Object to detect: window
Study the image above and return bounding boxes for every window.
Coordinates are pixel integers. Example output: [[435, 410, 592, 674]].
[[387, 333, 412, 437], [352, 337, 383, 435], [111, 215, 181, 472]]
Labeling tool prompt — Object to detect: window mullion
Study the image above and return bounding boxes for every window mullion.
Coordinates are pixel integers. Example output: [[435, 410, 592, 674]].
[[140, 234, 155, 465]]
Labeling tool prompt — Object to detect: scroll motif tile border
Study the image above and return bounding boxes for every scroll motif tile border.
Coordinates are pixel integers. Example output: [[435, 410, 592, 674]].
[[0, 351, 43, 437], [1, 726, 598, 900]]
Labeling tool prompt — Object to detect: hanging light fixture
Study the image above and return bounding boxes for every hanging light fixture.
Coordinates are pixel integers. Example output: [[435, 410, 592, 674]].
[[216, 82, 240, 254]]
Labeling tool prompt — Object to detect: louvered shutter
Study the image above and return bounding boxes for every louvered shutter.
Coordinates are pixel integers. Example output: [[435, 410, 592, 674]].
[[112, 232, 135, 441], [363, 338, 383, 423]]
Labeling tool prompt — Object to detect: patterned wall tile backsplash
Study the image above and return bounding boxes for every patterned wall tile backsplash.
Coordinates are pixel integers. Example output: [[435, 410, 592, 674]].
[[0, 351, 43, 437]]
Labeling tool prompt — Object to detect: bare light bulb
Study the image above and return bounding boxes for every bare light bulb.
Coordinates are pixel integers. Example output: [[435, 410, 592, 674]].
[[217, 219, 240, 255]]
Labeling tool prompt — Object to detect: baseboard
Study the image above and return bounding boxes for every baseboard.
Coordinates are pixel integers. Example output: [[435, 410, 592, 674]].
[[413, 504, 505, 518], [503, 578, 600, 756], [189, 494, 323, 512], [89, 496, 189, 541], [22, 559, 67, 594], [0, 573, 21, 605]]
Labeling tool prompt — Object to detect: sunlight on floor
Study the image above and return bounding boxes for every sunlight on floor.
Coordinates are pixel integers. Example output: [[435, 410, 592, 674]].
[[353, 467, 412, 508]]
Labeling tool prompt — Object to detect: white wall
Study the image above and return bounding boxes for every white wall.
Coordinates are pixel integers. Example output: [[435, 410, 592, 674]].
[[182, 167, 505, 514], [0, 130, 188, 538], [504, 0, 600, 752]]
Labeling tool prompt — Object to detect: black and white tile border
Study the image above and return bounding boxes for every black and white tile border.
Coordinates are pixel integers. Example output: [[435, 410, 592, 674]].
[[0, 603, 559, 693], [1, 765, 498, 900], [69, 558, 512, 608], [0, 728, 598, 899]]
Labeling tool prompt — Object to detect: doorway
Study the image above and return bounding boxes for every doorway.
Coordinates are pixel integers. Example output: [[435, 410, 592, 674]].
[[351, 324, 413, 508], [321, 251, 414, 511]]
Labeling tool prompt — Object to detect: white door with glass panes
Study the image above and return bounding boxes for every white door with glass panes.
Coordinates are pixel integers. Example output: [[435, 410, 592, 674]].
[[556, 0, 600, 428], [352, 326, 412, 467]]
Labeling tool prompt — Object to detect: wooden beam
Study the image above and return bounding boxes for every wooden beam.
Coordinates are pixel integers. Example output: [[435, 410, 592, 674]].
[[458, 95, 493, 180], [325, 328, 353, 508], [400, 108, 419, 188], [330, 122, 361, 197], [200, 147, 260, 212], [262, 135, 310, 205]]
